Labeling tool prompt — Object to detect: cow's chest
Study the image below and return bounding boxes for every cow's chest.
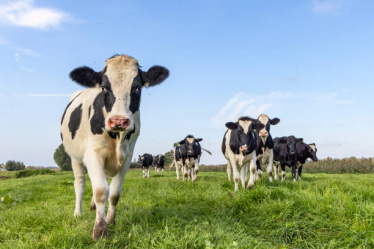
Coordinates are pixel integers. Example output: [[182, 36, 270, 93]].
[[233, 152, 254, 167], [185, 157, 197, 168], [103, 139, 124, 177], [258, 147, 272, 164]]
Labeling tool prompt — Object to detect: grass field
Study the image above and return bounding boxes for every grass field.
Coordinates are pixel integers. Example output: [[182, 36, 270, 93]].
[[1, 170, 374, 248]]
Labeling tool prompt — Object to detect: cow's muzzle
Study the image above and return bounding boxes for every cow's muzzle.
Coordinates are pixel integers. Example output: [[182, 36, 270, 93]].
[[187, 151, 194, 156], [240, 145, 248, 153], [259, 130, 268, 137], [108, 116, 130, 131]]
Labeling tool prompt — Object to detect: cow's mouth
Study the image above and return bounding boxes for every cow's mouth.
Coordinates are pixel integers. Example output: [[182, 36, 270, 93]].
[[108, 116, 130, 131]]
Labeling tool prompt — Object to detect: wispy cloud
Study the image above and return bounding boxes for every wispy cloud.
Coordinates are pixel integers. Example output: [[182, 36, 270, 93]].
[[26, 93, 71, 97], [16, 47, 40, 57], [311, 0, 345, 15], [0, 0, 71, 30], [210, 90, 353, 126], [14, 53, 19, 61], [0, 37, 8, 45], [20, 66, 33, 73]]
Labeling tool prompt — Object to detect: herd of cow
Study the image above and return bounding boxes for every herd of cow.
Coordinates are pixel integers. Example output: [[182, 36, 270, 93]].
[[138, 153, 165, 178], [60, 54, 318, 240]]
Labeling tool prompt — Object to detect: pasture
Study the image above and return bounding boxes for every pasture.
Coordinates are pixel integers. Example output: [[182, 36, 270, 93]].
[[1, 170, 374, 248]]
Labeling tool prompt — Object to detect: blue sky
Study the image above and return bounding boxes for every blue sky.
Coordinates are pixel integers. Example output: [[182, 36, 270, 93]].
[[0, 0, 373, 166]]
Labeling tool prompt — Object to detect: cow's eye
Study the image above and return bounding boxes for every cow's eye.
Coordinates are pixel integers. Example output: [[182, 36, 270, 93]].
[[135, 87, 140, 93], [101, 87, 107, 92]]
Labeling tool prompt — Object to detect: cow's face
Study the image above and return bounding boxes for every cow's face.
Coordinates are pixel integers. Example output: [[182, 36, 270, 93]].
[[139, 155, 145, 164], [308, 143, 318, 161], [179, 135, 202, 156], [277, 137, 289, 162], [257, 114, 280, 141], [286, 136, 297, 158], [226, 117, 264, 154], [70, 55, 169, 132]]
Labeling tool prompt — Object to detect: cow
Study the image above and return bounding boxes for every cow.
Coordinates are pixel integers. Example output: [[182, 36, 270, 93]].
[[139, 153, 153, 178], [178, 135, 204, 181], [153, 154, 165, 175], [172, 145, 184, 180], [251, 114, 280, 182], [222, 116, 264, 191], [295, 139, 318, 180], [273, 136, 298, 181], [60, 54, 169, 240]]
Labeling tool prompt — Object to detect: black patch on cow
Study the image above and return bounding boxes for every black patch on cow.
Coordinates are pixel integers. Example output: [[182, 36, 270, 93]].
[[124, 125, 136, 141], [129, 73, 142, 114], [60, 133, 63, 141], [88, 106, 91, 119], [108, 131, 120, 139], [68, 104, 83, 140], [61, 92, 82, 125], [140, 153, 153, 168], [221, 131, 227, 154], [238, 116, 252, 121], [90, 91, 116, 135]]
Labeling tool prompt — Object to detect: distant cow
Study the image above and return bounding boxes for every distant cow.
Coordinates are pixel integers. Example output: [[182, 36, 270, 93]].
[[179, 135, 204, 181], [273, 136, 298, 181], [222, 117, 264, 191], [295, 139, 318, 180], [252, 114, 280, 182], [153, 154, 165, 175], [60, 54, 169, 240], [172, 145, 184, 180], [139, 154, 153, 178]]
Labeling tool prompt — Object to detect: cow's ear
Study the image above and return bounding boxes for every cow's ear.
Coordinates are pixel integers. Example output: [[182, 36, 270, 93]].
[[225, 122, 238, 130], [70, 66, 101, 88], [279, 138, 287, 144], [179, 140, 186, 145], [309, 143, 315, 146], [195, 138, 202, 142], [270, 118, 280, 125], [142, 66, 169, 87], [296, 138, 304, 143], [252, 121, 265, 130]]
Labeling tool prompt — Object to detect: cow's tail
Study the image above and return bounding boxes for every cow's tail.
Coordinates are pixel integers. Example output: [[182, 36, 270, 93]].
[[169, 159, 176, 169], [201, 148, 212, 155]]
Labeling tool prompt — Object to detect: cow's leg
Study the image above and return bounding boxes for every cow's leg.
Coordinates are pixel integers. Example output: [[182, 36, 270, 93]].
[[193, 162, 199, 182], [245, 163, 249, 182], [142, 168, 146, 178], [187, 166, 191, 181], [106, 154, 132, 225], [227, 160, 232, 181], [183, 165, 188, 181], [298, 165, 303, 180], [147, 167, 150, 178], [90, 196, 96, 211], [161, 168, 164, 175], [72, 159, 85, 216], [240, 164, 247, 189], [246, 154, 257, 189], [229, 158, 240, 191], [256, 160, 263, 181], [273, 162, 279, 181], [281, 165, 286, 181], [84, 155, 109, 241], [267, 153, 273, 183], [176, 163, 180, 180], [292, 165, 297, 182]]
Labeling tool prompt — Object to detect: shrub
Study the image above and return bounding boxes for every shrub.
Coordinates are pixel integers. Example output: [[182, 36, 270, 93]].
[[54, 144, 72, 171], [15, 168, 55, 178], [5, 160, 25, 171]]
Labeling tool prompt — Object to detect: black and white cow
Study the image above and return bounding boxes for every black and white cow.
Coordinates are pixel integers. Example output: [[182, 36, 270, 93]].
[[172, 135, 204, 181], [222, 117, 264, 191], [252, 114, 280, 182], [60, 54, 169, 240], [139, 153, 153, 178], [295, 139, 318, 180], [153, 154, 165, 175], [273, 136, 298, 181]]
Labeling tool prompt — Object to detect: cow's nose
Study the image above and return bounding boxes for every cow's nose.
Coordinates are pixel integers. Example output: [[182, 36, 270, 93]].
[[260, 131, 268, 136], [290, 151, 295, 155], [108, 116, 130, 130]]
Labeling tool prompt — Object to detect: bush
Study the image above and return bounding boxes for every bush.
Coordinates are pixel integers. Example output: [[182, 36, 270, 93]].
[[5, 160, 25, 171], [54, 144, 72, 171], [130, 162, 142, 169], [15, 168, 55, 178]]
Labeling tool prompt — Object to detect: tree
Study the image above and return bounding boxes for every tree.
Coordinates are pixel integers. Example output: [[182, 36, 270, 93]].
[[5, 160, 25, 171], [54, 144, 72, 171], [0, 163, 5, 169], [164, 150, 174, 167]]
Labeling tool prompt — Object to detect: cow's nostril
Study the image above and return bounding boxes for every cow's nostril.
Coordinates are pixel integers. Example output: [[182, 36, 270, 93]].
[[109, 116, 130, 130]]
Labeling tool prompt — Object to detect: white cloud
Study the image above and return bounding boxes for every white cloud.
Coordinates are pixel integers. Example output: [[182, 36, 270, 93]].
[[26, 93, 71, 97], [311, 0, 344, 14], [0, 37, 8, 45], [210, 90, 353, 126], [20, 66, 33, 73], [0, 0, 70, 30], [16, 47, 40, 57], [14, 53, 19, 61]]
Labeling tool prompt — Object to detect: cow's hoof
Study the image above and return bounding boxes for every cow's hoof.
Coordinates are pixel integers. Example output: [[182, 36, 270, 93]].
[[293, 179, 297, 182], [269, 177, 273, 183], [106, 214, 115, 224], [92, 218, 108, 241], [246, 183, 254, 189]]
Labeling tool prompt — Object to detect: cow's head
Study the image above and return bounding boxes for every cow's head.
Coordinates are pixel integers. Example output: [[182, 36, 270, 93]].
[[257, 114, 280, 142], [308, 143, 318, 161], [277, 137, 289, 162], [70, 55, 169, 132], [179, 135, 202, 156], [286, 136, 297, 158], [138, 155, 145, 164], [226, 117, 264, 154]]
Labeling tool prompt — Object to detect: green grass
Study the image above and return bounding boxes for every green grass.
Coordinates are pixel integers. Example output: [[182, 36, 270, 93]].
[[1, 171, 374, 248]]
